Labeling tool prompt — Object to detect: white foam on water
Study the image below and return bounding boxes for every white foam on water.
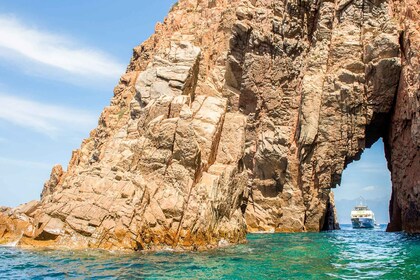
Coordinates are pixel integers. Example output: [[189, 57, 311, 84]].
[[253, 228, 275, 234], [162, 246, 175, 252], [1, 234, 23, 247]]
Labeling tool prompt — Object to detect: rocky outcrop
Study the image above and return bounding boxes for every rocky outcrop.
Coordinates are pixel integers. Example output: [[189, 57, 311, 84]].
[[0, 0, 418, 250], [41, 164, 64, 198], [239, 0, 402, 233], [386, 0, 419, 233]]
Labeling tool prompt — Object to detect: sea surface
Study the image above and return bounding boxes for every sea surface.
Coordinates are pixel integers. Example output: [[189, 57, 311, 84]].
[[1, 225, 419, 279]]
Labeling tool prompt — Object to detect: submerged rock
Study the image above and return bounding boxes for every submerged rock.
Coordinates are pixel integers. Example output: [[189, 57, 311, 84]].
[[0, 0, 418, 250]]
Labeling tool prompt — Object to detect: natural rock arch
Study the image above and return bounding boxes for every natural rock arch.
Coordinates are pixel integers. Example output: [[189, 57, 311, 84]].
[[0, 0, 418, 250], [331, 137, 392, 228]]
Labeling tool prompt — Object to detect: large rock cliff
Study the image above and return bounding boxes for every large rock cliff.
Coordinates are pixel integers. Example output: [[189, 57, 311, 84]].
[[386, 0, 419, 233], [0, 0, 418, 250]]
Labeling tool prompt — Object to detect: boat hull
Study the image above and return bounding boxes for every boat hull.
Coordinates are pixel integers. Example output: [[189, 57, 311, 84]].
[[351, 218, 375, 229]]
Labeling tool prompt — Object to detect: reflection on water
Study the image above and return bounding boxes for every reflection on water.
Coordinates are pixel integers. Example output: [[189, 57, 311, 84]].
[[327, 226, 411, 279], [1, 225, 419, 279]]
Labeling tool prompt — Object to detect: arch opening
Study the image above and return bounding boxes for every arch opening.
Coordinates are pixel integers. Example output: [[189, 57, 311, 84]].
[[333, 139, 392, 227]]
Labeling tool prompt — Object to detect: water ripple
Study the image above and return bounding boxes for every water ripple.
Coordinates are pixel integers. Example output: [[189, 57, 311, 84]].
[[0, 225, 419, 279]]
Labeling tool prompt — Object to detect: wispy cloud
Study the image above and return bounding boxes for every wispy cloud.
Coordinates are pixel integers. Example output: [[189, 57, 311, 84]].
[[362, 185, 376, 192], [0, 93, 97, 137], [0, 156, 51, 170], [0, 15, 125, 80], [351, 161, 389, 174]]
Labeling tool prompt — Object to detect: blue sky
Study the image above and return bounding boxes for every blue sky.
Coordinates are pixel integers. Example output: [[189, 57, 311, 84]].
[[0, 1, 391, 224], [333, 140, 392, 224], [0, 0, 176, 206]]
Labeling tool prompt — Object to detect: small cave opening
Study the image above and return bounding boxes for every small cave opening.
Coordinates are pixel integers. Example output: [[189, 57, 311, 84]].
[[332, 139, 392, 228]]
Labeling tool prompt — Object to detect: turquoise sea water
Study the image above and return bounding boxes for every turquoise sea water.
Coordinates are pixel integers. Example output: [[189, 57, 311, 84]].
[[1, 225, 419, 279]]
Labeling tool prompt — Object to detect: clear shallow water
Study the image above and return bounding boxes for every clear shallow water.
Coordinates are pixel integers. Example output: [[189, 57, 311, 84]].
[[1, 225, 419, 279]]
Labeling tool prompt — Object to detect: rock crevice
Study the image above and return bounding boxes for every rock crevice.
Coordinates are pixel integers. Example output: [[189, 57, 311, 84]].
[[0, 0, 418, 250]]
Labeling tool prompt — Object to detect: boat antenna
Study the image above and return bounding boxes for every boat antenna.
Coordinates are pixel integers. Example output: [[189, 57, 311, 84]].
[[358, 196, 365, 206]]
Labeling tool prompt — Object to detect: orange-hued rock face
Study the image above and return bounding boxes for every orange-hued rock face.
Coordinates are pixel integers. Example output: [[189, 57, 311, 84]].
[[386, 0, 420, 233], [0, 0, 418, 251]]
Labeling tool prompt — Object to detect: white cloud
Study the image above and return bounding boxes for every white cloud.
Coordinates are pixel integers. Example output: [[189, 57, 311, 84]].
[[0, 156, 51, 170], [0, 93, 97, 137], [351, 161, 389, 174], [362, 185, 376, 192], [0, 15, 125, 80]]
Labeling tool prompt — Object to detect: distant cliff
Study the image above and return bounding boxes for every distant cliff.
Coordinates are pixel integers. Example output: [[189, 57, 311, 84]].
[[0, 0, 418, 251]]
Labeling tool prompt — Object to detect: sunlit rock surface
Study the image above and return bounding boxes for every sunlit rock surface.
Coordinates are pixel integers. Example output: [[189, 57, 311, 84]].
[[386, 0, 420, 233], [0, 0, 418, 251]]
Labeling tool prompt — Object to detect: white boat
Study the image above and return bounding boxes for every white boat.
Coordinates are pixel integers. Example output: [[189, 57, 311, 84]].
[[351, 200, 375, 229]]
